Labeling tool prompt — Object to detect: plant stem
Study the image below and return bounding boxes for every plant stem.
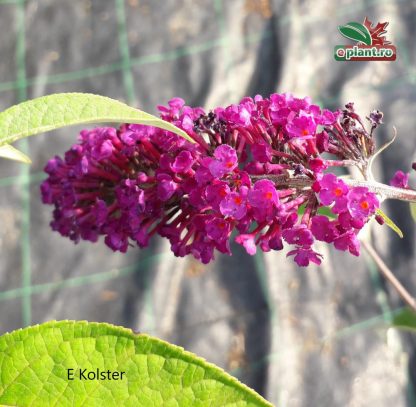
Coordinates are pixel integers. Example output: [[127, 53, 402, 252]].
[[251, 175, 416, 203], [344, 179, 416, 203], [361, 239, 416, 313], [325, 159, 358, 167]]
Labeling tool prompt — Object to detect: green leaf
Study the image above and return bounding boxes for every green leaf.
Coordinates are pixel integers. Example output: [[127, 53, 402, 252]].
[[375, 208, 403, 238], [0, 93, 194, 147], [298, 204, 336, 219], [0, 144, 31, 164], [410, 203, 416, 223], [0, 321, 272, 407], [338, 22, 372, 45], [317, 206, 337, 219], [391, 308, 416, 333]]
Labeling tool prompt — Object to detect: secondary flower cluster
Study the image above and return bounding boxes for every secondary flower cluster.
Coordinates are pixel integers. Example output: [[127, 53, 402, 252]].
[[41, 94, 382, 266]]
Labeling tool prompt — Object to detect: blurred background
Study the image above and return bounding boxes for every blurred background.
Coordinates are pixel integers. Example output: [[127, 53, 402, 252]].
[[0, 0, 415, 405]]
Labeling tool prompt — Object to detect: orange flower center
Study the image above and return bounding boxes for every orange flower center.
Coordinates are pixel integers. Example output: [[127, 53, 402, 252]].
[[234, 196, 243, 205], [301, 129, 309, 136], [225, 161, 234, 168], [219, 188, 227, 197], [360, 201, 369, 210], [265, 191, 273, 200], [334, 187, 343, 197]]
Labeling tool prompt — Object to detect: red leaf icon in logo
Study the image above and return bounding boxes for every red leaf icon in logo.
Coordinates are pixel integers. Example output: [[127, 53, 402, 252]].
[[363, 17, 391, 46]]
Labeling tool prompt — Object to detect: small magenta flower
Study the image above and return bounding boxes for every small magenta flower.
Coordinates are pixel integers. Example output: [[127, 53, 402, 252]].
[[235, 234, 257, 255], [309, 158, 327, 174], [390, 170, 409, 189], [320, 109, 337, 125], [208, 145, 238, 178], [157, 97, 185, 119], [318, 173, 349, 213], [157, 174, 178, 201], [347, 187, 379, 220], [251, 143, 273, 163], [258, 224, 284, 252], [286, 113, 316, 138], [171, 150, 195, 173], [287, 247, 323, 266], [248, 179, 279, 208], [220, 189, 248, 220], [311, 216, 338, 243], [282, 225, 314, 246], [337, 211, 365, 230], [205, 181, 230, 211], [105, 232, 129, 253], [368, 109, 383, 127], [333, 230, 360, 256], [205, 216, 232, 242]]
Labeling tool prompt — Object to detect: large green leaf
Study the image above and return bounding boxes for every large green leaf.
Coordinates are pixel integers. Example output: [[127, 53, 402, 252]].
[[0, 93, 194, 147], [338, 22, 372, 45], [0, 321, 272, 407]]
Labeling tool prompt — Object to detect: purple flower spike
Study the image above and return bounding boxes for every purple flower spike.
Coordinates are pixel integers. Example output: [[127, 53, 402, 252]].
[[41, 93, 393, 267]]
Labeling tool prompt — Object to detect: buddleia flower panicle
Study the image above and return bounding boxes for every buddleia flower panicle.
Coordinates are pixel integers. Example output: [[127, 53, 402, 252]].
[[42, 93, 415, 267]]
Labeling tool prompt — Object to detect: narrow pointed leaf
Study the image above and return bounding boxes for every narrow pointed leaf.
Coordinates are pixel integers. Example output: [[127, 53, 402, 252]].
[[376, 208, 403, 238], [0, 321, 272, 407], [0, 144, 31, 164], [338, 22, 372, 45], [0, 93, 194, 146]]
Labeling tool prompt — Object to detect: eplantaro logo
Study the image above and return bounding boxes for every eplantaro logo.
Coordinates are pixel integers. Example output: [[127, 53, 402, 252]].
[[334, 17, 396, 61]]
